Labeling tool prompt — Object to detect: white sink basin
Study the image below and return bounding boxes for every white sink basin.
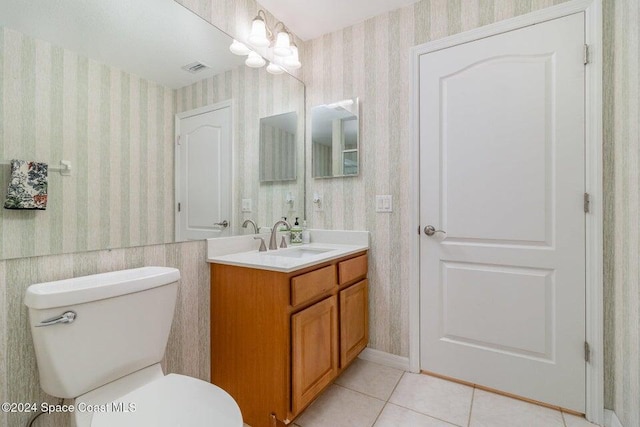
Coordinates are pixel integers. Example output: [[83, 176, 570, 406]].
[[268, 247, 334, 259]]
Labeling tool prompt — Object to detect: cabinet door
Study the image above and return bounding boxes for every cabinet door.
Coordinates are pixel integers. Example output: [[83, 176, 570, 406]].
[[291, 296, 338, 415], [339, 280, 369, 367]]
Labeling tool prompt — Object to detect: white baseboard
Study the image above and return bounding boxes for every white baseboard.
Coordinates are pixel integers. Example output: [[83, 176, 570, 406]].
[[358, 348, 411, 371], [605, 409, 624, 427]]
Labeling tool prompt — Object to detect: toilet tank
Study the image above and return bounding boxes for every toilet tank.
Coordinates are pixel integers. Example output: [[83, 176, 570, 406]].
[[24, 267, 180, 399]]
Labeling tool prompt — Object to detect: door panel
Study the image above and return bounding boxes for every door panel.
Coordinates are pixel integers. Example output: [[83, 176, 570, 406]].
[[441, 262, 553, 359], [339, 280, 369, 367], [442, 55, 553, 245], [419, 13, 586, 411], [292, 296, 338, 415], [176, 105, 231, 241]]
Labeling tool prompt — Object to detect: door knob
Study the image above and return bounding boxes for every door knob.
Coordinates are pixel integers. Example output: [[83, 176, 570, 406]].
[[424, 225, 446, 237], [214, 220, 229, 228]]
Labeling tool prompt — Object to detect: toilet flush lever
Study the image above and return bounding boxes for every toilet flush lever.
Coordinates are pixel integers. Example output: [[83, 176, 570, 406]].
[[36, 311, 77, 327]]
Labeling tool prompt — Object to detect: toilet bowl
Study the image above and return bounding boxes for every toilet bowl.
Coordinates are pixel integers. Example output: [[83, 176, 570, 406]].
[[24, 267, 242, 427]]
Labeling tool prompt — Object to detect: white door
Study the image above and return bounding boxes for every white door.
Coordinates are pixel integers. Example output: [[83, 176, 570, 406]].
[[176, 104, 232, 241], [419, 13, 586, 412]]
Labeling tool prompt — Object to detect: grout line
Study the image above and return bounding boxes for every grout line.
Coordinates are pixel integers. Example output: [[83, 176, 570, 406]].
[[370, 402, 387, 427], [333, 383, 386, 401], [386, 370, 406, 402], [467, 387, 476, 427], [332, 383, 386, 404], [387, 402, 464, 427]]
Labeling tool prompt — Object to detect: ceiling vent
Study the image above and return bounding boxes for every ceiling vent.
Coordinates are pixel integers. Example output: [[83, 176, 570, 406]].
[[181, 62, 209, 74]]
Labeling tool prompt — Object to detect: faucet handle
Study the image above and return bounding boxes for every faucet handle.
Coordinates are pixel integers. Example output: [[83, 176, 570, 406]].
[[280, 236, 287, 249], [254, 237, 267, 252]]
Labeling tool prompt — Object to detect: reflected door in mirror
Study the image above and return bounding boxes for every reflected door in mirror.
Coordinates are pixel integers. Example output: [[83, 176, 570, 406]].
[[176, 104, 232, 241]]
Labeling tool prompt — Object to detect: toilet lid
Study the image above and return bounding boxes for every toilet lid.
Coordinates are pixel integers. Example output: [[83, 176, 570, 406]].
[[91, 374, 243, 427]]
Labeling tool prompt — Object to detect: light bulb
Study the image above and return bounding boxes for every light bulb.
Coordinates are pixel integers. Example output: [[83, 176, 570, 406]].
[[283, 45, 301, 69], [229, 40, 251, 56], [266, 62, 285, 75], [245, 51, 266, 68], [273, 32, 292, 57], [248, 17, 270, 47]]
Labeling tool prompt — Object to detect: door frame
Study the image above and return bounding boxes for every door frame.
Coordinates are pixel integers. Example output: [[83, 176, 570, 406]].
[[174, 99, 234, 241], [408, 0, 603, 423]]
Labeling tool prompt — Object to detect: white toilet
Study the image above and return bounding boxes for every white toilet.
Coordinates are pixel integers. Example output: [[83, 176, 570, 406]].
[[24, 266, 243, 427]]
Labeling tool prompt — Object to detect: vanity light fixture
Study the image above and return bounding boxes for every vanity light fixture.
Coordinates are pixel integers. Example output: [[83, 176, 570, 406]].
[[273, 32, 293, 57], [245, 51, 266, 68], [283, 44, 301, 70], [229, 9, 302, 73], [248, 11, 270, 47], [229, 40, 251, 55], [266, 61, 285, 75]]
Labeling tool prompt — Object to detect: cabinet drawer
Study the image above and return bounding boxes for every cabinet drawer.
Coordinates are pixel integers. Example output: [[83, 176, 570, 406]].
[[338, 254, 368, 285], [291, 265, 336, 307]]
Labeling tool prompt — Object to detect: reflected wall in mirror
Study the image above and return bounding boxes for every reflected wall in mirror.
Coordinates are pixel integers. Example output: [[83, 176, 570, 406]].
[[311, 98, 359, 178], [260, 112, 297, 182], [0, 0, 305, 260]]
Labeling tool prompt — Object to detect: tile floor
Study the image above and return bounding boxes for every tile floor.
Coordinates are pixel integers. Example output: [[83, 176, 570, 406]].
[[288, 358, 599, 427]]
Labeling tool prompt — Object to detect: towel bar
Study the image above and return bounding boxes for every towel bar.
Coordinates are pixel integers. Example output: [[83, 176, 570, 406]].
[[0, 160, 72, 176]]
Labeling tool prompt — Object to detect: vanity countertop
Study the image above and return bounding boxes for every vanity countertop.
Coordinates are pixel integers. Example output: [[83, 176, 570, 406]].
[[206, 229, 369, 273]]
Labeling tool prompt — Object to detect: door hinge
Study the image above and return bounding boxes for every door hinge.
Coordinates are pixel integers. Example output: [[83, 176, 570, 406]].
[[584, 341, 591, 363], [583, 44, 590, 65], [177, 202, 181, 212], [177, 135, 181, 145], [418, 225, 421, 235], [584, 193, 590, 213]]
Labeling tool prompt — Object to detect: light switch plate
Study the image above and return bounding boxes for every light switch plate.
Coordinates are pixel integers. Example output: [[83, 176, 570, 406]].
[[376, 195, 392, 213], [242, 199, 252, 213]]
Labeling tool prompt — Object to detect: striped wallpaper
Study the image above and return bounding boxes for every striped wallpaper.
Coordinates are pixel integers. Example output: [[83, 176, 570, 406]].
[[0, 26, 176, 260], [312, 141, 332, 177], [302, 0, 639, 424], [260, 122, 297, 182], [603, 0, 640, 425], [175, 64, 305, 233]]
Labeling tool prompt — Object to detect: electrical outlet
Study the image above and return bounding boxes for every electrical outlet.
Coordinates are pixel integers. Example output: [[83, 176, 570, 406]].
[[242, 199, 252, 213], [375, 195, 392, 213]]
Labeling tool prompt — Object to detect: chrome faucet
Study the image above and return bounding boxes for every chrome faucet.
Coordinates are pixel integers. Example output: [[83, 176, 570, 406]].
[[269, 220, 291, 250], [242, 219, 259, 234]]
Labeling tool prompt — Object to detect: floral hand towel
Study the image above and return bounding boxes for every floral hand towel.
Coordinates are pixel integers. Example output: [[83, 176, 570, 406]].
[[4, 160, 48, 210]]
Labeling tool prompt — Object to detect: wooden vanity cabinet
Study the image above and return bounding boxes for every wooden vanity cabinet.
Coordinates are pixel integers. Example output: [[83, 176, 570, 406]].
[[210, 251, 368, 427]]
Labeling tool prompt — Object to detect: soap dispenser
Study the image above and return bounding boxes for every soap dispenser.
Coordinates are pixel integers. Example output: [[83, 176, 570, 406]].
[[290, 217, 303, 245]]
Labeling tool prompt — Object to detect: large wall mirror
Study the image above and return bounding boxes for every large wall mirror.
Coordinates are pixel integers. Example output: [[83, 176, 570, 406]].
[[0, 0, 305, 260], [311, 98, 359, 178]]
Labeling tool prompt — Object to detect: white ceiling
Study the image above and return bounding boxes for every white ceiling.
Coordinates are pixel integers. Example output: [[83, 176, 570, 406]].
[[257, 0, 422, 41], [0, 0, 245, 89]]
